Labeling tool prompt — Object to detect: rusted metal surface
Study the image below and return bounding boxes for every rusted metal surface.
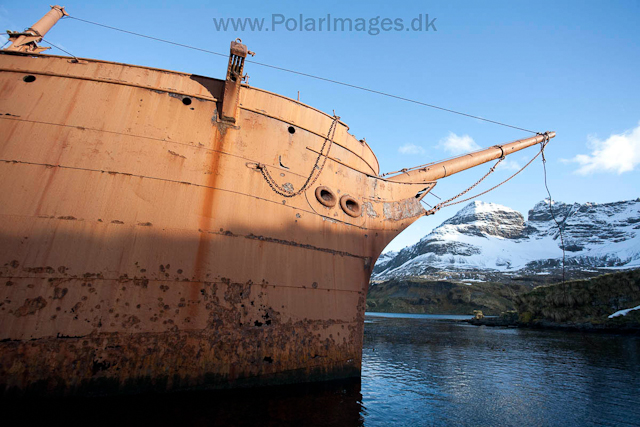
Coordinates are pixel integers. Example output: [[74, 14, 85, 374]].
[[221, 39, 252, 123], [0, 22, 553, 395], [5, 5, 68, 54]]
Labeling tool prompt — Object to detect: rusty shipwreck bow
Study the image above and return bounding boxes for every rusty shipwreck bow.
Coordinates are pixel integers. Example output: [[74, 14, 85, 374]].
[[0, 7, 555, 396]]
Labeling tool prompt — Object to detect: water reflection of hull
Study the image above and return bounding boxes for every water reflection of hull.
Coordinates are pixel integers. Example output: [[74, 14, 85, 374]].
[[2, 378, 365, 427]]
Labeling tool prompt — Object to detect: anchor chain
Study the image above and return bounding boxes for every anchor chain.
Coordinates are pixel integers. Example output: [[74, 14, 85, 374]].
[[424, 157, 505, 216], [258, 114, 340, 198]]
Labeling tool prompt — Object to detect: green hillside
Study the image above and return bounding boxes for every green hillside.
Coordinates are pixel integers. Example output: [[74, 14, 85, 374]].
[[366, 278, 530, 315], [516, 269, 640, 326]]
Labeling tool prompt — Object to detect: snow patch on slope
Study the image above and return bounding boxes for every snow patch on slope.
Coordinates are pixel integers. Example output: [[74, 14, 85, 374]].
[[609, 305, 640, 319]]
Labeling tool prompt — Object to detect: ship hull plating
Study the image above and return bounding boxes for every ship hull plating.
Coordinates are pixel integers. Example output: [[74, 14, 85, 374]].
[[0, 52, 431, 395]]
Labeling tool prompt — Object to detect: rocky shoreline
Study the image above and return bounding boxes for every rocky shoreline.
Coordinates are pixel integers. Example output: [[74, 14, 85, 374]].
[[366, 269, 640, 334], [465, 316, 640, 334], [460, 269, 640, 334]]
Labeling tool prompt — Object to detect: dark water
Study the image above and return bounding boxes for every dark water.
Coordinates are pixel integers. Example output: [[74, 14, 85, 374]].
[[4, 314, 640, 426]]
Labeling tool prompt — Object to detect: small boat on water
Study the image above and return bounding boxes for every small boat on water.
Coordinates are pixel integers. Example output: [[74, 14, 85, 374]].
[[0, 6, 555, 396]]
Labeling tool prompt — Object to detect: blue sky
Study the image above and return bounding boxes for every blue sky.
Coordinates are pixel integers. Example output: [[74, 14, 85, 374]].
[[2, 0, 639, 252]]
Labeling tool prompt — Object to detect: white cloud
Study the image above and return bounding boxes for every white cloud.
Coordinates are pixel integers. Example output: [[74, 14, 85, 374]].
[[438, 132, 481, 155], [398, 143, 425, 155], [565, 122, 640, 175], [496, 158, 521, 172]]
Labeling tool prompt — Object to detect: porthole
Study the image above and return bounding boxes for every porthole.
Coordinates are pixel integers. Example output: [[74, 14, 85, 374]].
[[340, 195, 362, 218], [288, 126, 296, 134], [315, 186, 337, 208], [182, 97, 192, 106], [23, 75, 36, 83]]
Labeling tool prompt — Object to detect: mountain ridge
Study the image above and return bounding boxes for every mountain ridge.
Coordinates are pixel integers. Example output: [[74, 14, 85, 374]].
[[373, 198, 640, 286]]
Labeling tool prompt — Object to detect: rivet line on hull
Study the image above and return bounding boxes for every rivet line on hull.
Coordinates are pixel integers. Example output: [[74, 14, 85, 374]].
[[0, 160, 406, 233], [0, 115, 341, 180], [0, 159, 325, 219], [0, 275, 365, 293], [1, 209, 369, 259], [0, 68, 217, 102]]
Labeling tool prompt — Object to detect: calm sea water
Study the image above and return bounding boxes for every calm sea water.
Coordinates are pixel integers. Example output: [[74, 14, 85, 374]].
[[361, 313, 640, 426], [4, 313, 640, 426]]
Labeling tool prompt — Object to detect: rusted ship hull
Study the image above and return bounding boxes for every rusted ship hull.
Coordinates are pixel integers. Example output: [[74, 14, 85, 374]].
[[0, 51, 432, 395]]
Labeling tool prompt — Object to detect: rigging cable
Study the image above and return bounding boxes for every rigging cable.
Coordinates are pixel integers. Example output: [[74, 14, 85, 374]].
[[41, 38, 78, 62], [540, 137, 567, 289], [64, 15, 537, 134]]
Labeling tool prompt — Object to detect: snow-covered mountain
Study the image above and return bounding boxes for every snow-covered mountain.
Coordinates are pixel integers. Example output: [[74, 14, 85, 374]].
[[373, 198, 640, 284]]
